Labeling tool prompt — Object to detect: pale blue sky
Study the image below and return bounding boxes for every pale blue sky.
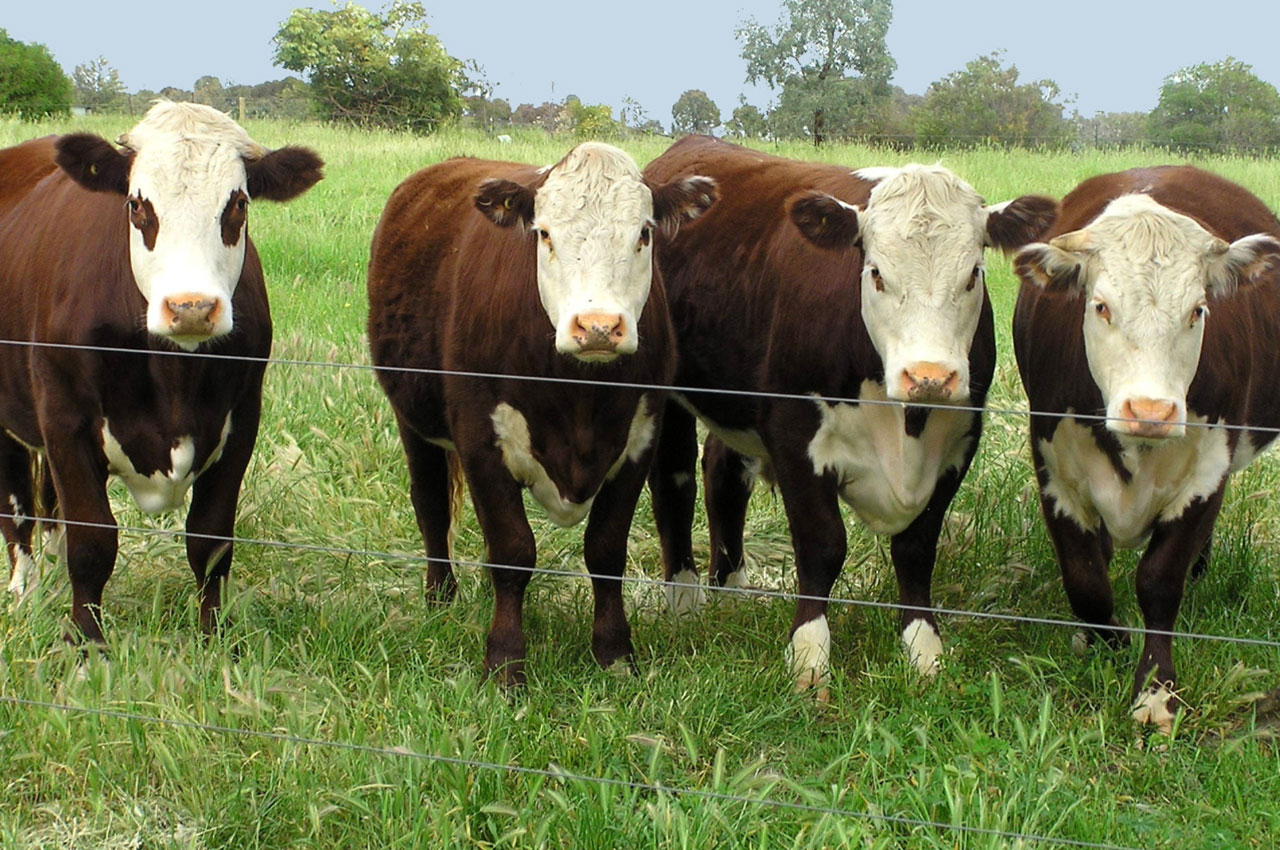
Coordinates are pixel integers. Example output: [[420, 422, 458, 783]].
[[7, 1, 1279, 125]]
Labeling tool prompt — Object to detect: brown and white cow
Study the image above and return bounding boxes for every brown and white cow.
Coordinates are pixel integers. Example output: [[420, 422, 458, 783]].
[[643, 135, 1056, 694], [367, 143, 715, 686], [1013, 165, 1280, 731], [0, 101, 322, 642]]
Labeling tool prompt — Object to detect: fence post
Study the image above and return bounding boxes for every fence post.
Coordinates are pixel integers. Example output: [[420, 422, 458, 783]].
[[239, 97, 246, 123]]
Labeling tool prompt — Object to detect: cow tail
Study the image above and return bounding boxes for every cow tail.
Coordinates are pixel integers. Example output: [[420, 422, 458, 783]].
[[446, 450, 465, 561]]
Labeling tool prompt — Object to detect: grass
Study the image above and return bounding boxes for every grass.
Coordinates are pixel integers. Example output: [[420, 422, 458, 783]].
[[1, 116, 1279, 848]]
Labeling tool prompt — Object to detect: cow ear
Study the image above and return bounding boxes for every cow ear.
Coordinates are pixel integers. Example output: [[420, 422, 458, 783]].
[[652, 175, 718, 237], [475, 178, 534, 228], [1014, 231, 1092, 292], [985, 195, 1059, 252], [790, 191, 860, 251], [1205, 233, 1280, 297], [245, 146, 324, 202], [55, 133, 132, 195]]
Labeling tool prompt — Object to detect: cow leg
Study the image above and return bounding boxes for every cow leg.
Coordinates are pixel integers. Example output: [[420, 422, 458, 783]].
[[890, 465, 969, 678], [771, 436, 845, 698], [648, 399, 702, 613], [43, 433, 116, 644], [38, 459, 64, 561], [456, 442, 536, 687], [703, 435, 755, 590], [1131, 490, 1224, 732], [1190, 531, 1212, 582], [583, 457, 648, 671], [186, 392, 262, 634], [396, 416, 460, 602], [1, 432, 39, 599]]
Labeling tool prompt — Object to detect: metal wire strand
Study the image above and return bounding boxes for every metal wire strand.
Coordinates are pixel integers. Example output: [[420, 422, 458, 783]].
[[0, 695, 1146, 850], [5, 511, 1279, 651]]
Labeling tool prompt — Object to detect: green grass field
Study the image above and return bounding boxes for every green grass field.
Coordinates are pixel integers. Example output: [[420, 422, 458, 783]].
[[1, 116, 1278, 848]]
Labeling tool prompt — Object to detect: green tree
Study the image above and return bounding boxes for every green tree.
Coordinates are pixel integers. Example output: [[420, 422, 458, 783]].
[[909, 51, 1069, 148], [559, 95, 620, 139], [194, 75, 228, 110], [0, 28, 72, 120], [273, 1, 465, 131], [736, 0, 895, 145], [72, 56, 125, 113], [1148, 57, 1280, 152], [728, 98, 768, 139], [671, 89, 721, 135]]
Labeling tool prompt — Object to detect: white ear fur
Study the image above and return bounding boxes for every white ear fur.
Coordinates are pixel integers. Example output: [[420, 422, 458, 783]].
[[1014, 239, 1088, 292], [1205, 233, 1280, 296]]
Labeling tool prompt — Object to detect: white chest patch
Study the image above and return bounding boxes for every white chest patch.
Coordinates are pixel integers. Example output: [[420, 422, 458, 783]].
[[100, 415, 231, 515], [1037, 415, 1231, 548], [672, 392, 771, 462], [490, 396, 655, 528], [806, 382, 973, 535]]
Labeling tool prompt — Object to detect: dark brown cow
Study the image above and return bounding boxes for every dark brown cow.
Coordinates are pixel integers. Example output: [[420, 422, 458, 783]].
[[367, 143, 715, 685], [0, 102, 322, 642], [1013, 165, 1280, 730], [643, 136, 1056, 694]]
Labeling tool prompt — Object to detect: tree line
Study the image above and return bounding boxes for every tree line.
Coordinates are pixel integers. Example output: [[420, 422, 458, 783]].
[[3, 1, 1280, 155]]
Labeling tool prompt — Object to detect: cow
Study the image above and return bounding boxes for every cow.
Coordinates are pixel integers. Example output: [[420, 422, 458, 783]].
[[1012, 165, 1280, 731], [0, 101, 323, 644], [642, 135, 1057, 695], [366, 143, 716, 686]]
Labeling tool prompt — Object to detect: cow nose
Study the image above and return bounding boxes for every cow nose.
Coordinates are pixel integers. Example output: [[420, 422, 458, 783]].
[[900, 363, 960, 402], [161, 294, 221, 337], [569, 312, 627, 354], [1120, 398, 1179, 438]]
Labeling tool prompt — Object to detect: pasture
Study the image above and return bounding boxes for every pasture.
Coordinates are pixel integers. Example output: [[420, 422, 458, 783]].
[[1, 116, 1278, 848]]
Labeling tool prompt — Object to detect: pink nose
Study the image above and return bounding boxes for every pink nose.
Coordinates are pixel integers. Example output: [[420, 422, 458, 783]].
[[1119, 398, 1178, 438], [899, 363, 960, 402], [161, 294, 221, 337], [569, 312, 627, 354]]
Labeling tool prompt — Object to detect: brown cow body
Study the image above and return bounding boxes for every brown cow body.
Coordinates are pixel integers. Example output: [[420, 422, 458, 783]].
[[0, 104, 322, 643], [1013, 165, 1280, 728], [644, 136, 1055, 690], [367, 144, 714, 685]]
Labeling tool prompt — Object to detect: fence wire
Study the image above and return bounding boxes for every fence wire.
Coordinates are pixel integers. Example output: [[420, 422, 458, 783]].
[[0, 694, 1147, 850]]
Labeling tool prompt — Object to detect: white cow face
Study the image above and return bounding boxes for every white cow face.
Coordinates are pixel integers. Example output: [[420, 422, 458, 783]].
[[55, 101, 323, 349], [790, 165, 1057, 403], [1016, 194, 1280, 440], [475, 143, 716, 363]]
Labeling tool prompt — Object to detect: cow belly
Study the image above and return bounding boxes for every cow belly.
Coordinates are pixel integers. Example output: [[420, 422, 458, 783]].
[[100, 415, 232, 514], [490, 396, 656, 528], [806, 381, 973, 535], [1037, 415, 1231, 548]]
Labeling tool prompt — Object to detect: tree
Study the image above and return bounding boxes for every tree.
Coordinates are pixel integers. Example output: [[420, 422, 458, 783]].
[[1148, 57, 1280, 152], [909, 51, 1070, 148], [273, 1, 465, 131], [1073, 111, 1149, 149], [671, 89, 721, 135], [194, 75, 228, 110], [728, 98, 768, 139], [620, 96, 661, 135], [0, 28, 72, 120], [736, 0, 895, 145], [72, 56, 125, 113]]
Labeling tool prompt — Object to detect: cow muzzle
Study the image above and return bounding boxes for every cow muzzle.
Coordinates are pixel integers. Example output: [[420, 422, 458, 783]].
[[899, 362, 962, 404], [567, 311, 630, 361], [158, 293, 224, 341], [1116, 398, 1181, 439]]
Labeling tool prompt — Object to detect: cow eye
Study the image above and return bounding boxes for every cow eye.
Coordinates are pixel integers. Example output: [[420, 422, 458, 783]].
[[537, 228, 551, 244], [638, 225, 652, 249], [236, 195, 249, 213], [1093, 300, 1111, 323], [126, 197, 141, 215], [966, 265, 982, 292], [1190, 303, 1209, 326], [868, 266, 884, 292]]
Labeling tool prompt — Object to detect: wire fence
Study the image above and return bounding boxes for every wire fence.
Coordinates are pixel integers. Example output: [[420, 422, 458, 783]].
[[2, 332, 1278, 849]]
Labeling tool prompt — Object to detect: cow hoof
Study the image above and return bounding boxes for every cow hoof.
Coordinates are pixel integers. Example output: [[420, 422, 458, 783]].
[[6, 546, 42, 603], [902, 619, 943, 677], [721, 569, 750, 590], [1131, 685, 1178, 735], [665, 569, 705, 615], [794, 668, 831, 703], [603, 656, 638, 679], [425, 574, 458, 605], [1070, 631, 1091, 657]]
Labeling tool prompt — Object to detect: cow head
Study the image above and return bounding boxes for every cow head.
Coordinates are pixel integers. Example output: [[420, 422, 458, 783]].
[[1016, 193, 1280, 440], [474, 142, 716, 363], [790, 164, 1057, 403], [54, 101, 323, 350]]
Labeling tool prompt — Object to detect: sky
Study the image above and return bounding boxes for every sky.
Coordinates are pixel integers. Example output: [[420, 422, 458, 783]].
[[7, 1, 1280, 125]]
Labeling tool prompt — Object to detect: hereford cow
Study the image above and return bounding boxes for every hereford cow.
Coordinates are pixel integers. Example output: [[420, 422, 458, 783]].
[[367, 144, 716, 686], [0, 102, 323, 642], [1013, 166, 1280, 731], [643, 135, 1056, 694]]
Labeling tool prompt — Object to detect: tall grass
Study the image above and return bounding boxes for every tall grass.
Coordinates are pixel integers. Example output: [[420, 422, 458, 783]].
[[1, 116, 1278, 848]]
